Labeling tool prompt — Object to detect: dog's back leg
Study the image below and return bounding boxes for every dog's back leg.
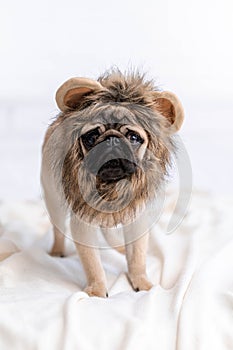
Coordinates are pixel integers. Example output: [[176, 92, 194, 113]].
[[41, 172, 67, 257], [46, 195, 66, 257], [51, 225, 66, 257]]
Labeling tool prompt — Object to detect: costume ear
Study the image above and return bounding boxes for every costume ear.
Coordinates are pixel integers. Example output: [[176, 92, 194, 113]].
[[55, 77, 103, 111], [152, 91, 184, 133]]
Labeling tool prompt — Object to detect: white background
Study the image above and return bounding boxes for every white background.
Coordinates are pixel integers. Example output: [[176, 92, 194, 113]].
[[0, 0, 233, 199]]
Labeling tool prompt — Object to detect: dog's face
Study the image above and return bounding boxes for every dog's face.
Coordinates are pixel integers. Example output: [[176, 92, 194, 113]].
[[45, 71, 184, 226], [80, 113, 148, 184]]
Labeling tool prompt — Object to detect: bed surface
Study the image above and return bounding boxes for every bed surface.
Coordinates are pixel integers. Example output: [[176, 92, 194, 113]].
[[0, 191, 232, 350]]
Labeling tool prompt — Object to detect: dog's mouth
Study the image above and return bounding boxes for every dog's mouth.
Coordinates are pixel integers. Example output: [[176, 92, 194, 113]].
[[97, 158, 137, 183]]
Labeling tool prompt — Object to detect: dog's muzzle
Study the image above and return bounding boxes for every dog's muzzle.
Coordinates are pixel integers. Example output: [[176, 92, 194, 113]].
[[83, 136, 137, 182]]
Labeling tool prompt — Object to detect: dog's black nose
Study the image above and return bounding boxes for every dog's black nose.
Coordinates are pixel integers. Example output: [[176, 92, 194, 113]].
[[105, 136, 120, 148]]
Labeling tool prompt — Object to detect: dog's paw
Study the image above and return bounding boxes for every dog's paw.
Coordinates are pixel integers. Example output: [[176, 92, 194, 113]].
[[84, 282, 108, 298], [129, 274, 153, 292]]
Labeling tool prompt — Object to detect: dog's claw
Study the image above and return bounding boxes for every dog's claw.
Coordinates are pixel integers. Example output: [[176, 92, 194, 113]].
[[129, 274, 153, 292], [50, 251, 65, 258], [84, 282, 108, 298]]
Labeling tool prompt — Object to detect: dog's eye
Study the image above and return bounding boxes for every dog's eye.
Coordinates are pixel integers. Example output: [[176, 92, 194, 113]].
[[82, 128, 100, 149], [126, 131, 144, 145]]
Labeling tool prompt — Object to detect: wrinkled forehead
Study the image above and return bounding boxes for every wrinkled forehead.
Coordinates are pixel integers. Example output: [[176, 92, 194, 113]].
[[81, 105, 143, 134], [76, 103, 159, 135]]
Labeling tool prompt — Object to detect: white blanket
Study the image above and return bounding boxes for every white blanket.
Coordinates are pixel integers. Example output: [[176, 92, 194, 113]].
[[0, 191, 232, 350]]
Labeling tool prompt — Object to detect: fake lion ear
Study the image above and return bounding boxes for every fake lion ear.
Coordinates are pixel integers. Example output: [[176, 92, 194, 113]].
[[152, 91, 184, 133], [55, 77, 103, 112]]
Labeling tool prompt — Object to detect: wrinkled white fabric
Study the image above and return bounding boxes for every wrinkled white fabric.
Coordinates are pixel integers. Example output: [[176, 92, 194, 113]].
[[0, 191, 232, 350]]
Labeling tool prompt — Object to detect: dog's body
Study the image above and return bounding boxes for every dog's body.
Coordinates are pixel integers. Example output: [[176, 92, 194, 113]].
[[41, 70, 184, 297]]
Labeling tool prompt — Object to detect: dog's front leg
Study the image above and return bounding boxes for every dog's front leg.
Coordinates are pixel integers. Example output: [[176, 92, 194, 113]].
[[70, 216, 108, 297], [124, 220, 153, 292]]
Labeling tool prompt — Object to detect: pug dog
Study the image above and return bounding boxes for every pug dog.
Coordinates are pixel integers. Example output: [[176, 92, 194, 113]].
[[41, 69, 184, 297]]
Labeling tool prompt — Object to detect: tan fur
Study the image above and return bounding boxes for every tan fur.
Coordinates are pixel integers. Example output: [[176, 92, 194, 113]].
[[41, 69, 184, 297]]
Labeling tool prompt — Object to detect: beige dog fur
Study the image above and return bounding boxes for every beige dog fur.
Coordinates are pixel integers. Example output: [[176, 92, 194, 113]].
[[41, 72, 184, 297]]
